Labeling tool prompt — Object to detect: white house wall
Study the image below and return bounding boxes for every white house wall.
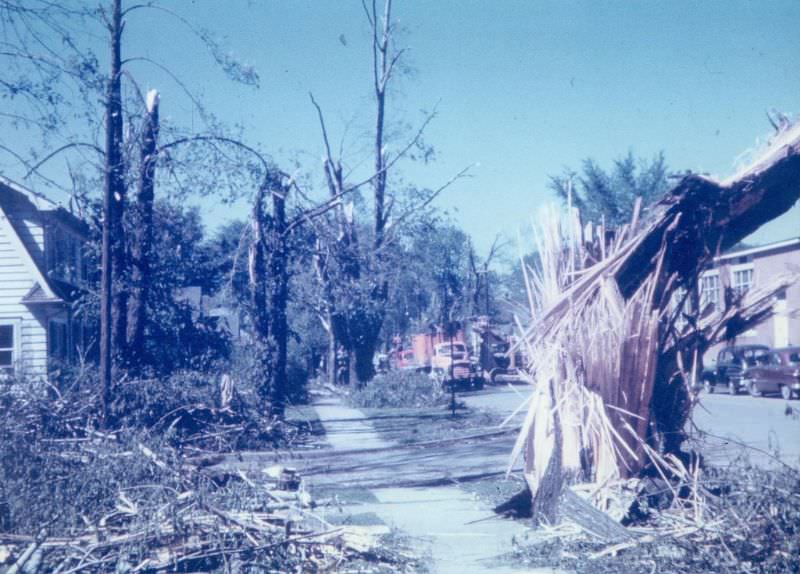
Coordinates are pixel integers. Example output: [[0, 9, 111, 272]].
[[0, 212, 48, 378]]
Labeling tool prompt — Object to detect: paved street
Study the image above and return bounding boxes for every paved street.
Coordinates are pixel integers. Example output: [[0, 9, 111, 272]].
[[464, 383, 800, 468], [691, 392, 800, 467]]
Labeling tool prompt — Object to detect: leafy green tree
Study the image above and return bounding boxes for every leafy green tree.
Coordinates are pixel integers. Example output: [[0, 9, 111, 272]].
[[383, 215, 474, 337], [549, 151, 670, 227]]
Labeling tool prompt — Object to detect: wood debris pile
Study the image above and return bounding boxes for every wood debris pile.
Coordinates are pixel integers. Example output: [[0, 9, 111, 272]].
[[0, 377, 398, 573], [0, 435, 395, 573], [507, 459, 800, 574], [511, 120, 800, 524]]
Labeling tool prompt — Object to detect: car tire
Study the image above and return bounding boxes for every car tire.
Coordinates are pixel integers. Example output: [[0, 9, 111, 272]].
[[781, 385, 793, 401], [748, 381, 761, 397], [703, 380, 714, 394]]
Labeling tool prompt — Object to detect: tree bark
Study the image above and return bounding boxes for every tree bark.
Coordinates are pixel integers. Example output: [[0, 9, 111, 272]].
[[127, 90, 159, 369], [248, 182, 271, 402], [326, 318, 337, 386], [268, 182, 289, 417], [100, 0, 124, 425], [108, 0, 128, 366]]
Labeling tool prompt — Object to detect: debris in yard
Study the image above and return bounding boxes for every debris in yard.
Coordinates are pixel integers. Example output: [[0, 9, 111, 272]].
[[0, 374, 408, 573], [346, 370, 448, 409], [502, 460, 800, 574], [510, 120, 800, 525], [0, 435, 404, 573]]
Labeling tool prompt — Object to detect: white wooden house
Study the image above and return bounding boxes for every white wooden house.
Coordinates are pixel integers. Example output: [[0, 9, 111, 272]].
[[0, 176, 89, 380]]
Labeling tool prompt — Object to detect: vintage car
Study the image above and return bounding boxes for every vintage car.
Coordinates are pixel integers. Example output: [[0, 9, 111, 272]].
[[742, 347, 800, 400], [701, 345, 770, 395]]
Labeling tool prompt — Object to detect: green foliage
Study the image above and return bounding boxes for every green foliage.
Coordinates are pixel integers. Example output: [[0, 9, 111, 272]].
[[122, 201, 232, 373], [384, 215, 476, 338], [348, 370, 446, 409], [549, 151, 670, 227]]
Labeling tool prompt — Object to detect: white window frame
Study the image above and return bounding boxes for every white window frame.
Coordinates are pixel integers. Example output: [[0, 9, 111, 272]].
[[699, 270, 720, 311], [730, 263, 754, 296], [0, 318, 22, 376]]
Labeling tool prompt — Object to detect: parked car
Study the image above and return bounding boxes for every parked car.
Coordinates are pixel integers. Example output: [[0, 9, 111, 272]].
[[430, 341, 484, 390], [702, 345, 770, 395], [742, 347, 800, 400]]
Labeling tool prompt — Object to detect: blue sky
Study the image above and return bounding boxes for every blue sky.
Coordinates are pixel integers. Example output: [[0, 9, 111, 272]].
[[11, 1, 800, 256]]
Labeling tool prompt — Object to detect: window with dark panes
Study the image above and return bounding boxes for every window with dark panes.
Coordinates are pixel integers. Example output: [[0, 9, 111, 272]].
[[49, 321, 68, 360], [0, 324, 14, 369]]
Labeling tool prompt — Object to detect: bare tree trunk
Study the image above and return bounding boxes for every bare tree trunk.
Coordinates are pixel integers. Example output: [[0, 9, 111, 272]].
[[313, 238, 337, 386], [372, 0, 391, 251], [356, 0, 394, 384], [353, 335, 378, 385], [127, 90, 159, 369], [326, 322, 337, 385], [248, 182, 271, 402], [108, 0, 128, 367], [268, 182, 289, 417], [100, 0, 124, 425]]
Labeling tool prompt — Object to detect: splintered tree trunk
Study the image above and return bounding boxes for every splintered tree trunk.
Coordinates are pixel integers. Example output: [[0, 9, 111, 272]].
[[248, 183, 271, 402], [614, 127, 800, 456], [127, 90, 159, 369], [100, 0, 124, 425], [518, 123, 800, 523], [529, 381, 563, 524], [269, 183, 289, 417]]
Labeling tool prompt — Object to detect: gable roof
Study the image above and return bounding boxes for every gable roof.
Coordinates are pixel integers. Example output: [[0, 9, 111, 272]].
[[0, 177, 88, 304], [21, 282, 61, 304]]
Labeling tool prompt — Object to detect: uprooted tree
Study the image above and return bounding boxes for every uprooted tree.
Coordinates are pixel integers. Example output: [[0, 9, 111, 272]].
[[513, 121, 800, 524]]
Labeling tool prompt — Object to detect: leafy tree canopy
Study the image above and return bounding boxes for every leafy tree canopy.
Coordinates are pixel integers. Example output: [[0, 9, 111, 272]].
[[549, 151, 670, 227]]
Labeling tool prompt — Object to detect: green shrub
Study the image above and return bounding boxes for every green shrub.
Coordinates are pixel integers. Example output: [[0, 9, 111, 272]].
[[348, 370, 447, 408]]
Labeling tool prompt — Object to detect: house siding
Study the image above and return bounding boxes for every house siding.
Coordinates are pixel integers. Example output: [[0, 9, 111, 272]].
[[0, 211, 48, 379]]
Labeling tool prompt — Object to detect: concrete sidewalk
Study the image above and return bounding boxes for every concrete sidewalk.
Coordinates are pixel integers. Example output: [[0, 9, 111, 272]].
[[310, 393, 566, 574], [312, 395, 392, 451]]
